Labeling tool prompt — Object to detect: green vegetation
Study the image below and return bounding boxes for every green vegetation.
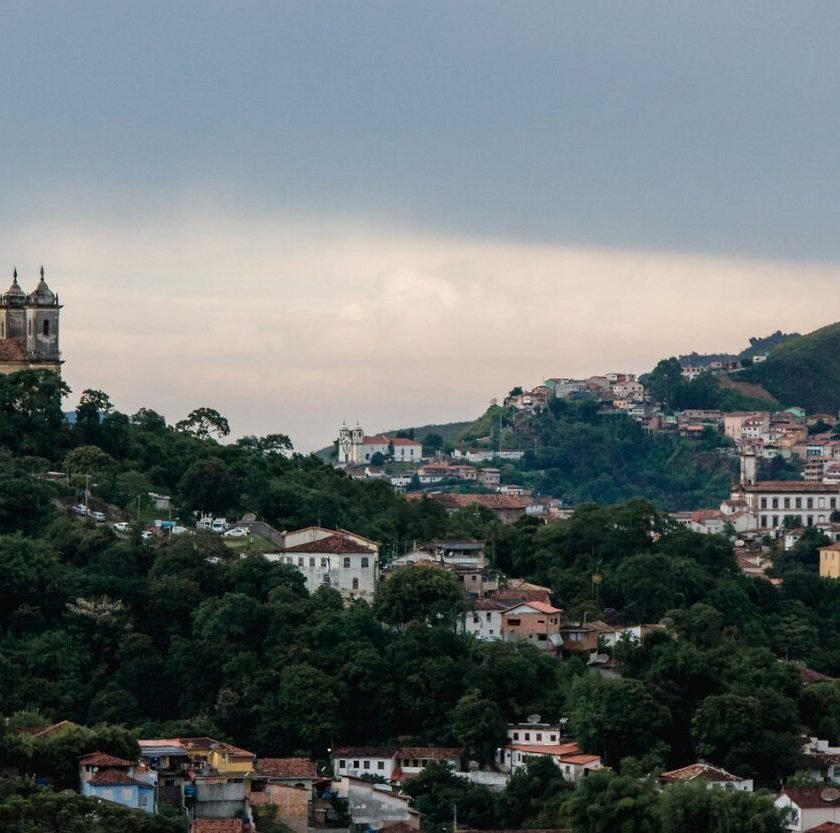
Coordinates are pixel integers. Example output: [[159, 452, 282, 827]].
[[743, 321, 840, 413], [0, 369, 836, 830], [510, 399, 736, 509]]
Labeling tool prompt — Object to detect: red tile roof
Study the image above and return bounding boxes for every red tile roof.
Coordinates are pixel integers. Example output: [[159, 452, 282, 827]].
[[398, 747, 462, 760], [333, 746, 398, 759], [740, 481, 840, 493], [282, 534, 373, 555], [782, 787, 840, 809], [255, 757, 319, 779], [391, 437, 421, 446], [660, 763, 742, 783], [806, 823, 840, 833], [88, 768, 149, 787], [78, 751, 135, 768]]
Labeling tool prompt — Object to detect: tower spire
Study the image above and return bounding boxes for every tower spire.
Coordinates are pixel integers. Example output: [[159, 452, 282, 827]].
[[12, 268, 17, 283]]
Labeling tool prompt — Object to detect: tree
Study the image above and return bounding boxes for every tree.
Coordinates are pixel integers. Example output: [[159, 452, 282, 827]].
[[496, 756, 572, 828], [374, 565, 464, 627], [422, 433, 445, 455], [691, 694, 763, 775], [646, 357, 685, 411], [63, 445, 117, 478], [177, 457, 238, 514], [175, 407, 230, 440], [658, 781, 786, 833], [131, 407, 167, 432], [561, 770, 660, 833], [568, 675, 670, 767], [451, 689, 508, 765]]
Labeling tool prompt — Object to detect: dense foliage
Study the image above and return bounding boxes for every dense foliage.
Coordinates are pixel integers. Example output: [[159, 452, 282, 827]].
[[0, 370, 836, 830]]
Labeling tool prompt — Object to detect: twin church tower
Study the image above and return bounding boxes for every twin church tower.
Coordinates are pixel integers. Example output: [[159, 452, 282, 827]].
[[0, 267, 62, 373]]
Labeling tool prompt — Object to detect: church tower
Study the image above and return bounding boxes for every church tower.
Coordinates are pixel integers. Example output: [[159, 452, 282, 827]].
[[25, 267, 61, 364], [1, 269, 27, 339]]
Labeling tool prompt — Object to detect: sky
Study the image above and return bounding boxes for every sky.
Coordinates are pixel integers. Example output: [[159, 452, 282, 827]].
[[1, 2, 839, 450]]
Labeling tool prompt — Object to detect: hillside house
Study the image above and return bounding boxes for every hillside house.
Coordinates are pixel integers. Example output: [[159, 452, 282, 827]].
[[497, 738, 601, 783], [799, 738, 840, 785], [502, 602, 563, 652], [775, 787, 840, 832], [79, 752, 157, 813], [659, 763, 753, 792], [265, 526, 379, 599], [331, 746, 462, 784], [820, 543, 840, 579], [731, 481, 840, 529]]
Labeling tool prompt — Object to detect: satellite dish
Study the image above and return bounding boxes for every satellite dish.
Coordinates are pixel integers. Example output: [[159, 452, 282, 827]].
[[821, 787, 840, 803], [526, 714, 541, 724]]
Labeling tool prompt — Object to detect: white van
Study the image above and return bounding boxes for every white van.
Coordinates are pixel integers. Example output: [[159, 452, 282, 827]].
[[210, 518, 227, 534]]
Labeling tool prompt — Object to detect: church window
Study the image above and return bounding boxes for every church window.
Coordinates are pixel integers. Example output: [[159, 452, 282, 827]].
[[1, 322, 4, 337], [43, 319, 50, 336]]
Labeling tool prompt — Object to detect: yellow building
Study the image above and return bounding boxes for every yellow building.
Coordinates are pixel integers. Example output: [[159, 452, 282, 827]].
[[819, 542, 840, 579]]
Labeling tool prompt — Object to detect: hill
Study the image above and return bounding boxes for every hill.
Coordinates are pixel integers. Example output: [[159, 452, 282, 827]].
[[740, 321, 840, 414]]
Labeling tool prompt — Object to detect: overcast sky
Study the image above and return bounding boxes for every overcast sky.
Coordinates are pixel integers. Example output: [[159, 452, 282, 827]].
[[1, 2, 839, 450]]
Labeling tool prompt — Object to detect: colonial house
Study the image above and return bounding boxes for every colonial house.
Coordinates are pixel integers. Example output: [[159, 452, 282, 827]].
[[250, 758, 324, 822], [775, 787, 840, 832], [497, 738, 601, 783], [820, 543, 840, 579], [82, 768, 157, 814], [264, 526, 379, 599], [390, 437, 424, 462], [459, 598, 509, 640], [731, 481, 840, 530], [501, 601, 563, 653], [79, 752, 157, 814], [799, 738, 840, 785], [331, 746, 462, 784], [659, 763, 753, 792]]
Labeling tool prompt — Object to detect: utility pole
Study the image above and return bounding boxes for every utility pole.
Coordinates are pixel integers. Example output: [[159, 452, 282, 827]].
[[84, 474, 90, 514]]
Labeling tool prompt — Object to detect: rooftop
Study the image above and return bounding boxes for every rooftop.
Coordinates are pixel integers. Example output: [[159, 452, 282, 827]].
[[255, 757, 319, 779], [659, 763, 743, 783], [88, 768, 151, 788]]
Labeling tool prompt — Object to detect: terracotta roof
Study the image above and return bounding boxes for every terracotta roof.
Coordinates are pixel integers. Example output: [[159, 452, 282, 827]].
[[800, 666, 837, 685], [469, 599, 510, 611], [178, 737, 254, 758], [556, 754, 602, 765], [429, 494, 534, 510], [363, 435, 390, 444], [820, 543, 840, 553], [282, 534, 373, 555], [806, 823, 840, 833], [516, 601, 562, 615], [255, 757, 319, 779], [333, 746, 399, 759], [78, 751, 135, 768], [660, 763, 742, 783], [391, 437, 421, 446], [781, 787, 840, 809], [191, 822, 244, 833], [88, 768, 149, 787], [398, 747, 462, 760], [507, 742, 582, 756]]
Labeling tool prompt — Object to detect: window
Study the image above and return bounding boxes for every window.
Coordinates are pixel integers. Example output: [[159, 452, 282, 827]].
[[122, 788, 133, 800], [761, 515, 768, 527], [353, 760, 360, 769], [473, 615, 480, 623], [309, 557, 315, 567], [783, 497, 790, 509], [538, 633, 547, 641], [363, 760, 370, 769], [808, 515, 814, 526], [513, 732, 519, 740], [760, 498, 767, 509], [27, 320, 31, 336], [138, 794, 148, 807], [322, 575, 330, 585], [361, 557, 369, 568], [378, 761, 384, 770], [832, 498, 837, 509], [796, 497, 802, 509], [550, 735, 557, 742], [339, 760, 346, 769], [297, 557, 304, 567], [486, 612, 491, 620], [536, 733, 542, 741], [507, 618, 520, 626], [524, 733, 530, 741], [807, 498, 814, 509], [772, 515, 779, 527], [343, 557, 351, 568], [472, 575, 477, 581], [43, 319, 50, 336], [321, 557, 328, 567], [352, 578, 359, 590], [772, 498, 778, 509]]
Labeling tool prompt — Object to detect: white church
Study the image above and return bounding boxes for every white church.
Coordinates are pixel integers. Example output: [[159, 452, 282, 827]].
[[336, 424, 423, 465]]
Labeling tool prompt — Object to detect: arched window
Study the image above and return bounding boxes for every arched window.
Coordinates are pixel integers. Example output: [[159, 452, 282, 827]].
[[27, 320, 31, 336], [43, 319, 50, 336]]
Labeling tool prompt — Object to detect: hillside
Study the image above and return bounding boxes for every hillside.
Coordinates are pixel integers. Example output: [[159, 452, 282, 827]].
[[740, 321, 840, 414]]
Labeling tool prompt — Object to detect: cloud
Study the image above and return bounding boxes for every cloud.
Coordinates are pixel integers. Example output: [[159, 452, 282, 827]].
[[1, 208, 838, 451]]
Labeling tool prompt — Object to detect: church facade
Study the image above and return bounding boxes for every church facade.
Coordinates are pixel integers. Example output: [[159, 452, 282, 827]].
[[0, 267, 62, 374]]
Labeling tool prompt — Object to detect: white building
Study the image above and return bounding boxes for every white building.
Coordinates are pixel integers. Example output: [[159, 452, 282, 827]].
[[265, 526, 379, 600], [732, 481, 840, 529], [331, 747, 462, 784], [775, 787, 840, 832], [497, 734, 601, 783], [459, 599, 507, 641]]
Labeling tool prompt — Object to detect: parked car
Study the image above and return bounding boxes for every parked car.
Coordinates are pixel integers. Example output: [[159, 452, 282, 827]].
[[88, 510, 107, 522], [71, 504, 88, 516], [210, 518, 228, 534], [223, 527, 248, 538], [140, 530, 153, 541], [171, 525, 188, 536], [112, 522, 131, 533]]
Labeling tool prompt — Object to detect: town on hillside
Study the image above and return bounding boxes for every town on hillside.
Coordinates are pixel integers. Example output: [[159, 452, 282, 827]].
[[2, 279, 840, 833]]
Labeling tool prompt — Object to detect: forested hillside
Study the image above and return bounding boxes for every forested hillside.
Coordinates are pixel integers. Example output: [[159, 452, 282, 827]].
[[0, 369, 839, 831]]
